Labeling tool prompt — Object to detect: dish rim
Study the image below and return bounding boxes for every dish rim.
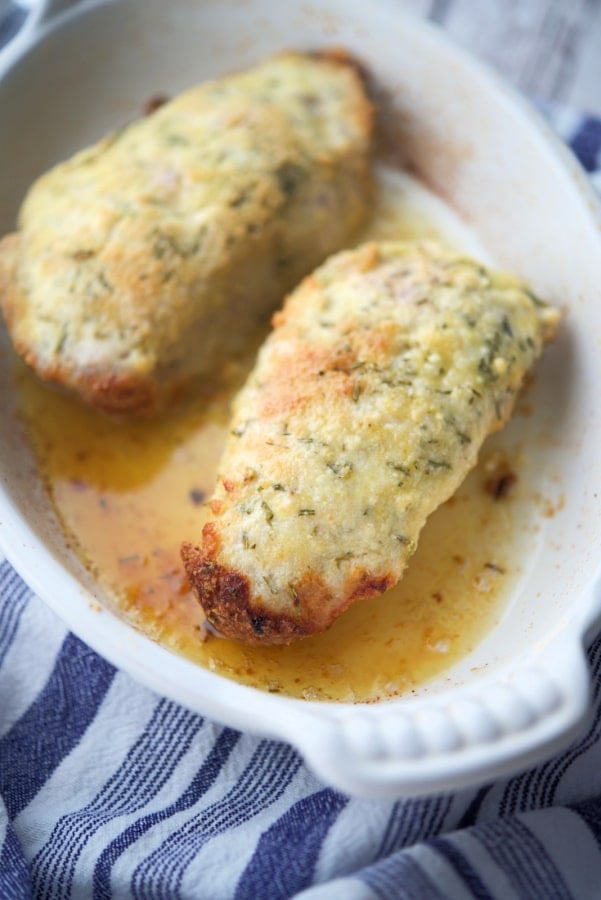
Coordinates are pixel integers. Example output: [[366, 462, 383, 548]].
[[1, 0, 601, 798]]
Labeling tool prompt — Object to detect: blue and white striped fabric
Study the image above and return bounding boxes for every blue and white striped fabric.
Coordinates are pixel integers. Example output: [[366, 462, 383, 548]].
[[4, 556, 601, 900], [3, 10, 601, 900]]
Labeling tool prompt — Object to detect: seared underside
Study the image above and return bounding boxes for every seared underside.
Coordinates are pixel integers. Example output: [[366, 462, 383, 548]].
[[182, 538, 394, 645]]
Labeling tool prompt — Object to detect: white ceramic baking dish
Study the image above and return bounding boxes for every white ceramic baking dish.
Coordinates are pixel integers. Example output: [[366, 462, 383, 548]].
[[1, 0, 601, 799]]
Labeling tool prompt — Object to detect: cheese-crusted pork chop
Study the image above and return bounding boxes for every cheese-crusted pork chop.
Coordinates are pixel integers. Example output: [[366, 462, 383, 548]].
[[0, 52, 373, 414], [182, 241, 559, 645]]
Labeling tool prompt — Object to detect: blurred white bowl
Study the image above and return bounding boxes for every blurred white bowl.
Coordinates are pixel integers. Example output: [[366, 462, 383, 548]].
[[1, 0, 600, 798]]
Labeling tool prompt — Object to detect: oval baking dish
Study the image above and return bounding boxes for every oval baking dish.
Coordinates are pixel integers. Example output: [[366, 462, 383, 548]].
[[0, 0, 600, 798]]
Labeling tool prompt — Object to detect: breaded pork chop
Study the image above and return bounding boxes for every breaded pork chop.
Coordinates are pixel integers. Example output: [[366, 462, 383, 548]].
[[182, 241, 559, 645], [0, 52, 373, 414]]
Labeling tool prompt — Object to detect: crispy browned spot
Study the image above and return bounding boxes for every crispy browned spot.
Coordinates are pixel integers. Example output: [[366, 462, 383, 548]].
[[291, 572, 334, 621], [200, 521, 221, 557], [258, 343, 359, 419], [181, 543, 319, 645], [143, 94, 170, 116], [10, 348, 161, 416], [485, 471, 517, 501], [260, 300, 398, 420], [346, 569, 395, 601], [77, 370, 160, 415], [181, 532, 399, 645]]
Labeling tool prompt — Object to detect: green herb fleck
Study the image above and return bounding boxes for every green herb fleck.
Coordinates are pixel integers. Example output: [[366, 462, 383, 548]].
[[288, 583, 300, 607], [387, 462, 410, 476], [229, 189, 249, 208], [263, 574, 278, 594], [275, 161, 306, 197], [165, 133, 190, 147], [261, 501, 274, 524], [335, 551, 354, 566], [55, 328, 68, 354], [525, 289, 546, 308], [426, 459, 451, 472], [326, 461, 353, 478]]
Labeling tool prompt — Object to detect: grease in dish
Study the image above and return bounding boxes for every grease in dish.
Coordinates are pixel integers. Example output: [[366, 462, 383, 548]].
[[14, 166, 556, 700]]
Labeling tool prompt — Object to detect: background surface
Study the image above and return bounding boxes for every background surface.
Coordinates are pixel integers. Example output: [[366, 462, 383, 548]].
[[402, 0, 601, 115]]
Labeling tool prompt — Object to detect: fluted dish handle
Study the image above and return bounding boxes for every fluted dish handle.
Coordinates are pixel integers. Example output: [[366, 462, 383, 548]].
[[294, 640, 592, 799]]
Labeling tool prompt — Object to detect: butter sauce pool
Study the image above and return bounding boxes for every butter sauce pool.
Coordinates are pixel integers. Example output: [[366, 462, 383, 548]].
[[16, 165, 521, 702]]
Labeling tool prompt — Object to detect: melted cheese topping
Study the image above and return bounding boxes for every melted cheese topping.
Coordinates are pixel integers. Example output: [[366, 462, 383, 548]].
[[187, 241, 556, 643], [1, 53, 372, 412], [14, 165, 555, 700]]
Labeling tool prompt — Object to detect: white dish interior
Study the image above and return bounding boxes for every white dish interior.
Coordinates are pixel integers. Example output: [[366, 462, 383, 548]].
[[0, 0, 600, 797]]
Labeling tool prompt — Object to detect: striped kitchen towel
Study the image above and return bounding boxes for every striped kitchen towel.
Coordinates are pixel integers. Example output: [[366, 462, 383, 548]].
[[2, 566, 601, 900], [2, 8, 601, 900]]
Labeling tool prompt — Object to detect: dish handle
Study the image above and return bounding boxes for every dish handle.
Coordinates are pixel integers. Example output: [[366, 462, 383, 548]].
[[294, 641, 592, 799]]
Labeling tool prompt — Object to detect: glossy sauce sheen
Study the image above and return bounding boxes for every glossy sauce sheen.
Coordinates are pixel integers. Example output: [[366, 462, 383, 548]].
[[16, 167, 520, 702]]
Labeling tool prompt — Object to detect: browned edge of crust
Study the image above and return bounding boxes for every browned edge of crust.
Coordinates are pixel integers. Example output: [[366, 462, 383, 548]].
[[21, 352, 161, 416], [181, 541, 317, 646], [0, 234, 161, 415], [67, 368, 162, 416], [309, 46, 375, 139], [181, 534, 396, 647]]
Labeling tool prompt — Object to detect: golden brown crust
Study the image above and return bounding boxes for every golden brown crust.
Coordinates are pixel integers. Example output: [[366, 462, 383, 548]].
[[181, 541, 394, 645], [182, 241, 559, 646], [58, 368, 160, 416], [0, 52, 374, 415], [181, 542, 316, 644]]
